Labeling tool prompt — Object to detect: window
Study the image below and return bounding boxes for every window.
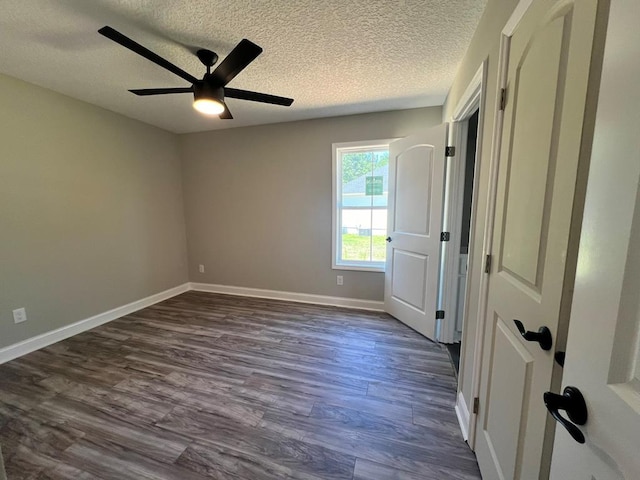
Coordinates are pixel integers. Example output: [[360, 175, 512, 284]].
[[332, 140, 391, 272]]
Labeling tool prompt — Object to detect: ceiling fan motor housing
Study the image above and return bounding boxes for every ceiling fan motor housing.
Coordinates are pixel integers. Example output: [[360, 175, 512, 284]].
[[194, 81, 224, 103]]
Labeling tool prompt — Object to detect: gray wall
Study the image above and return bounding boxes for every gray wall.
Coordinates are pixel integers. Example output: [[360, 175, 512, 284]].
[[0, 72, 440, 351], [0, 73, 189, 349], [180, 107, 442, 301]]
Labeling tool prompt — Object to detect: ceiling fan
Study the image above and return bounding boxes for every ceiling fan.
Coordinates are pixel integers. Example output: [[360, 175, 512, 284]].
[[98, 26, 294, 119]]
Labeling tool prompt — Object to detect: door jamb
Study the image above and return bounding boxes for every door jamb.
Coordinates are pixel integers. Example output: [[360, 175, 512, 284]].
[[440, 64, 486, 347], [445, 62, 488, 444]]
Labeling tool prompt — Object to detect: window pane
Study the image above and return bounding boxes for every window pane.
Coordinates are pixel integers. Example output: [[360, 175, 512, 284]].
[[341, 209, 372, 262], [342, 152, 374, 183], [373, 150, 389, 209], [341, 151, 389, 208], [372, 209, 388, 262]]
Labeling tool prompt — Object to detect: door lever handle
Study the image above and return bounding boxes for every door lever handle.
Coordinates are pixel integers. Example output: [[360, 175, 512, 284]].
[[513, 319, 553, 350], [544, 386, 588, 444], [386, 237, 392, 242]]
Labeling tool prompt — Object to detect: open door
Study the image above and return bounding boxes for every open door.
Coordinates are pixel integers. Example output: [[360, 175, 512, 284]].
[[474, 0, 602, 478], [549, 1, 640, 476], [384, 124, 446, 340]]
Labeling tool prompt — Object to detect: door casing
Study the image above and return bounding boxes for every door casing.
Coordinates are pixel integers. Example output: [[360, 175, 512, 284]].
[[439, 62, 486, 346]]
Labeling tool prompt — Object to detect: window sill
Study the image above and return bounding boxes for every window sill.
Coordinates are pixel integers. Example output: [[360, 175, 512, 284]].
[[332, 264, 385, 273]]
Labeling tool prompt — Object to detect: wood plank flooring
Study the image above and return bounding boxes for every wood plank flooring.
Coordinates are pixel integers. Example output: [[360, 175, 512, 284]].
[[0, 291, 481, 479]]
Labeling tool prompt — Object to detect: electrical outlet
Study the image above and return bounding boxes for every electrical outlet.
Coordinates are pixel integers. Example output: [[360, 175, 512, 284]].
[[198, 264, 205, 273], [13, 308, 27, 324], [337, 275, 343, 286]]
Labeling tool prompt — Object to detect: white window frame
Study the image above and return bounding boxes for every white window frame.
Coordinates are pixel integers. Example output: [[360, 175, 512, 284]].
[[332, 139, 394, 272]]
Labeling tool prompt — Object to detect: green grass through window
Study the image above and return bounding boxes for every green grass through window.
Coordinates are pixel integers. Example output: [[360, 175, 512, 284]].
[[341, 234, 386, 262]]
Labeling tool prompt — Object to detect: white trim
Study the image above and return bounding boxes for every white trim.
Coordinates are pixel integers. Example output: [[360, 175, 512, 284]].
[[455, 391, 471, 442], [0, 283, 190, 365], [453, 66, 484, 120], [0, 281, 384, 365], [438, 61, 487, 345], [503, 0, 535, 35], [190, 282, 385, 311], [332, 264, 385, 273]]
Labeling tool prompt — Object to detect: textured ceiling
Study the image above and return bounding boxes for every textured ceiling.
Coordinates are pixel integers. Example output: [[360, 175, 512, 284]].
[[0, 0, 487, 133]]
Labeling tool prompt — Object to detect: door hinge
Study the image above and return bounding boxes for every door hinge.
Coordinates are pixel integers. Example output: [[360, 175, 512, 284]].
[[435, 310, 445, 320], [445, 146, 456, 157], [484, 254, 492, 274], [499, 88, 507, 111], [473, 397, 480, 414], [440, 232, 450, 242]]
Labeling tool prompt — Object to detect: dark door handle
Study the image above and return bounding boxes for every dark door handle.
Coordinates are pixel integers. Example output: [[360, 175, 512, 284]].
[[386, 237, 392, 242], [544, 386, 588, 444], [513, 319, 553, 350]]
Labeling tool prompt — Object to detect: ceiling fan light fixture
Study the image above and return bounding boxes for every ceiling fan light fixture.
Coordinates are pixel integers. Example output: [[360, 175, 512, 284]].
[[193, 83, 225, 115], [193, 98, 225, 115]]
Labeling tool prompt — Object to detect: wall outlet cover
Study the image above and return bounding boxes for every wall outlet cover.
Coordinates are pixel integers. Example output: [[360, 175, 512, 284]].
[[13, 308, 27, 324]]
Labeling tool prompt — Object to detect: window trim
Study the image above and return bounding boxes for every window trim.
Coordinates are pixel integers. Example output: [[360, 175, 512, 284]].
[[332, 139, 394, 273]]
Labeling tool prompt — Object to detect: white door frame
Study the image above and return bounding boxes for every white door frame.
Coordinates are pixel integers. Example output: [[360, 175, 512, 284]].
[[444, 62, 487, 443], [456, 0, 535, 449], [439, 62, 486, 345]]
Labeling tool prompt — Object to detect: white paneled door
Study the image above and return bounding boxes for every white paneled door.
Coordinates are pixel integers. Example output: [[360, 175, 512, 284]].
[[384, 124, 446, 340], [549, 0, 640, 478], [474, 0, 601, 478]]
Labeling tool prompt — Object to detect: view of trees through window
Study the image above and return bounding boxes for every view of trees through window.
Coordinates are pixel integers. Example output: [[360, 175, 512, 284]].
[[341, 151, 389, 182], [339, 149, 389, 266]]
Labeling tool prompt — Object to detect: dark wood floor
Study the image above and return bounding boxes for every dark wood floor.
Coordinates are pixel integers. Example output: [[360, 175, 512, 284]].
[[0, 291, 480, 479]]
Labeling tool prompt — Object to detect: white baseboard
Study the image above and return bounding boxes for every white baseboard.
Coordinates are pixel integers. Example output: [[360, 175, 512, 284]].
[[190, 282, 384, 311], [0, 281, 384, 365], [455, 391, 471, 442], [0, 283, 190, 365]]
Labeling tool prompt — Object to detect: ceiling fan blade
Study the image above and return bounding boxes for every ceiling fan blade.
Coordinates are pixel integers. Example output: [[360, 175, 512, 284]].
[[219, 103, 233, 119], [224, 88, 293, 106], [211, 39, 263, 86], [99, 26, 198, 84], [129, 87, 193, 96]]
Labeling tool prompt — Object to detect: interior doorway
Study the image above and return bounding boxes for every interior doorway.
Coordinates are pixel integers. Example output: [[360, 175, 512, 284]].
[[444, 109, 479, 372], [438, 62, 488, 446], [438, 62, 486, 349]]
